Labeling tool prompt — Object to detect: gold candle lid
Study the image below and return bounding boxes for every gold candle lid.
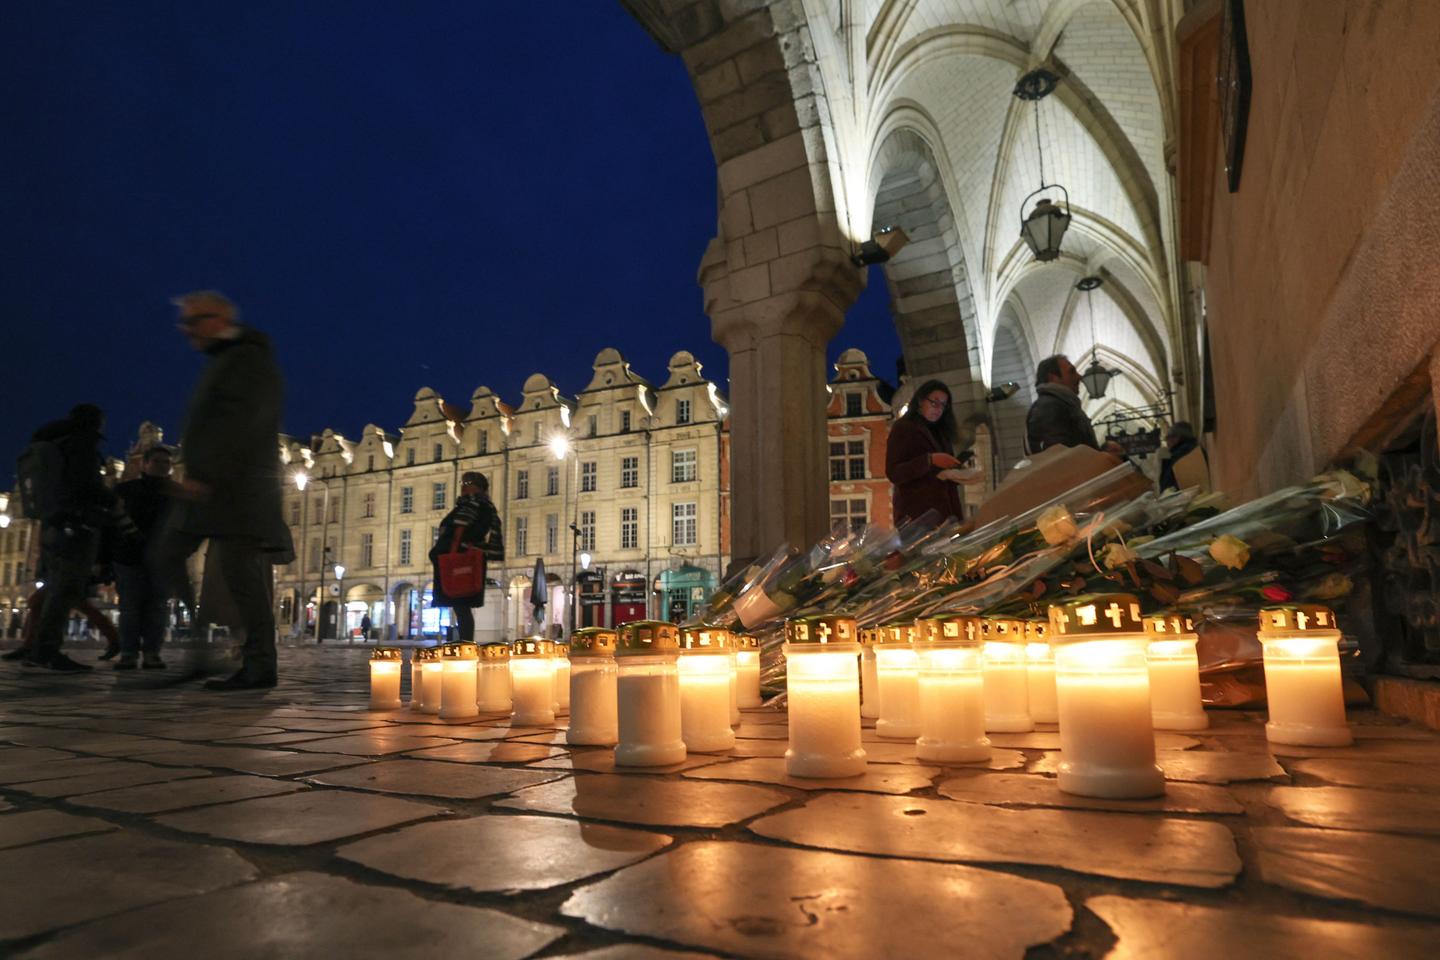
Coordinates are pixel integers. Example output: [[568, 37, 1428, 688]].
[[784, 614, 858, 645], [874, 620, 919, 644], [1258, 604, 1339, 637], [1048, 594, 1145, 642], [570, 628, 618, 657], [1025, 620, 1049, 643], [512, 636, 556, 658], [679, 625, 732, 652], [981, 617, 1027, 643], [413, 647, 439, 662], [1143, 613, 1196, 637], [370, 647, 402, 661], [618, 620, 680, 656], [915, 615, 983, 645], [733, 632, 759, 650], [440, 642, 478, 660], [555, 642, 570, 656], [857, 625, 879, 646], [478, 642, 511, 660]]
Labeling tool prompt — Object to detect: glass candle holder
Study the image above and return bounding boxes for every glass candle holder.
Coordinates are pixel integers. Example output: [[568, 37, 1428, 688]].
[[409, 648, 433, 711], [734, 633, 762, 708], [1259, 605, 1351, 746], [477, 642, 512, 713], [982, 618, 1033, 732], [678, 627, 737, 753], [552, 642, 572, 716], [419, 647, 444, 715], [858, 626, 880, 719], [568, 628, 619, 746], [1144, 614, 1208, 731], [438, 642, 480, 720], [783, 615, 866, 778], [369, 647, 402, 711], [1051, 595, 1164, 799], [510, 637, 557, 726], [615, 621, 687, 766], [1025, 620, 1058, 724], [873, 621, 920, 739], [914, 615, 990, 762]]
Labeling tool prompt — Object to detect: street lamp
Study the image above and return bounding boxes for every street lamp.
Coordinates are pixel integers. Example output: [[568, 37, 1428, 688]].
[[552, 432, 582, 638], [293, 469, 337, 642]]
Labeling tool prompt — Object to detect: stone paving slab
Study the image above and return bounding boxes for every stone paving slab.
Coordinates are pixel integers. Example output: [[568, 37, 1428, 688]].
[[377, 723, 516, 741], [507, 731, 570, 745], [556, 948, 716, 960], [245, 717, 392, 733], [1032, 749, 1288, 783], [8, 763, 211, 798], [72, 774, 310, 814], [18, 871, 565, 960], [749, 793, 1242, 888], [57, 719, 287, 741], [562, 840, 1071, 960], [138, 745, 372, 776], [987, 731, 1203, 751], [0, 830, 257, 941], [1288, 756, 1440, 791], [0, 756, 123, 785], [286, 733, 462, 755], [156, 789, 445, 845], [405, 741, 568, 763], [0, 728, 177, 757], [723, 737, 1025, 770], [1266, 785, 1440, 836], [0, 810, 117, 849], [0, 747, 75, 766], [1087, 894, 1439, 959], [217, 730, 345, 746], [1267, 740, 1440, 763], [1252, 826, 1440, 919], [304, 760, 565, 800], [684, 757, 940, 795], [937, 772, 1244, 815], [529, 750, 729, 775], [495, 773, 791, 828], [338, 814, 672, 892]]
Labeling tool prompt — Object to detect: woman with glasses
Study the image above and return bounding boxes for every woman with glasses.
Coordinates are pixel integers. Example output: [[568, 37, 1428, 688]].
[[885, 379, 968, 525]]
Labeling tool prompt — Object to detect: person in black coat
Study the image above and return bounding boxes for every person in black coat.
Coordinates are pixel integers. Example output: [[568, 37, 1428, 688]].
[[1026, 355, 1124, 457], [429, 472, 504, 644], [1159, 421, 1207, 491], [886, 380, 967, 525], [113, 445, 178, 669]]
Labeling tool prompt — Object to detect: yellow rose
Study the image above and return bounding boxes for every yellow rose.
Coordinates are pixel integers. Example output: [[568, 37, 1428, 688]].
[[1209, 534, 1251, 570], [1306, 573, 1353, 600], [1101, 541, 1138, 569], [1037, 506, 1078, 546]]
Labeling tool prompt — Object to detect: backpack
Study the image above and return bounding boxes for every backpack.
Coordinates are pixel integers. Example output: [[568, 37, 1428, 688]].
[[15, 439, 64, 521]]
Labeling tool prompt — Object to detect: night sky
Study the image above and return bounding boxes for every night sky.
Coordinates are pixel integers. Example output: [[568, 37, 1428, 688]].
[[1, 1, 898, 484]]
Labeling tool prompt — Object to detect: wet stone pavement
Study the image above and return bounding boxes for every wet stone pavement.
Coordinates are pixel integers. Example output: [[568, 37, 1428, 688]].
[[2, 644, 1439, 959]]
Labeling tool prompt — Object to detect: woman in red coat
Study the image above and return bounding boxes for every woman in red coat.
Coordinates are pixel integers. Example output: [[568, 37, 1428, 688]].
[[886, 380, 966, 525]]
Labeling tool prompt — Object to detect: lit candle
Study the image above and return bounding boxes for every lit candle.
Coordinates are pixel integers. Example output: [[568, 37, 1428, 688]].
[[408, 648, 432, 711], [476, 642, 513, 713], [510, 637, 557, 726], [567, 628, 619, 746], [913, 615, 990, 763], [1144, 614, 1208, 731], [727, 649, 741, 726], [783, 614, 866, 778], [873, 621, 920, 739], [438, 642, 480, 720], [982, 617, 1033, 733], [369, 647, 402, 711], [1025, 620, 1058, 724], [858, 626, 880, 719], [734, 633, 762, 708], [1051, 595, 1164, 799], [615, 621, 687, 766], [1259, 604, 1351, 746], [552, 642, 571, 716], [677, 627, 737, 753], [420, 647, 444, 715]]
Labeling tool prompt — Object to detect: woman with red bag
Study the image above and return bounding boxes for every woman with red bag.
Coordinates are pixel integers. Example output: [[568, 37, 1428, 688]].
[[428, 472, 504, 643]]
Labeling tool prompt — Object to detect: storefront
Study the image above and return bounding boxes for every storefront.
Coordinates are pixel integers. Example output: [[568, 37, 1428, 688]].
[[654, 563, 715, 624]]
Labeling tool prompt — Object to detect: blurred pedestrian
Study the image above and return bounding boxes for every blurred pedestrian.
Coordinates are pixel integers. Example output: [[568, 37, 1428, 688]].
[[428, 471, 503, 644], [113, 445, 179, 669]]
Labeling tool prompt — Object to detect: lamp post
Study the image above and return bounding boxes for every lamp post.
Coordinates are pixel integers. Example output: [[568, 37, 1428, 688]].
[[333, 561, 346, 640], [293, 470, 333, 642]]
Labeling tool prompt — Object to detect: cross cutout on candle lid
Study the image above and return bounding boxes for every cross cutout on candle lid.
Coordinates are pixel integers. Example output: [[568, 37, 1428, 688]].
[[816, 621, 832, 642], [1103, 602, 1126, 628], [1296, 611, 1309, 630]]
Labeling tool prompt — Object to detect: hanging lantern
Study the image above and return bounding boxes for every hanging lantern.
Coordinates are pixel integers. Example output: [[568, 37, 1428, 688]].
[[1075, 275, 1121, 399], [1014, 67, 1070, 263]]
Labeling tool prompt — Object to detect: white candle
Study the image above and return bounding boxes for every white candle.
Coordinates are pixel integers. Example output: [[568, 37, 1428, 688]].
[[408, 650, 430, 710], [678, 627, 736, 752], [476, 645, 512, 713], [369, 650, 402, 711], [1259, 606, 1351, 746], [568, 629, 618, 746], [914, 619, 990, 763], [860, 645, 880, 719], [982, 619, 1033, 732], [728, 652, 741, 726], [510, 637, 557, 726], [615, 621, 686, 767], [783, 615, 866, 778], [874, 625, 920, 739], [420, 657, 444, 715], [438, 643, 480, 720], [1025, 621, 1058, 724], [735, 637, 762, 707], [552, 644, 571, 716]]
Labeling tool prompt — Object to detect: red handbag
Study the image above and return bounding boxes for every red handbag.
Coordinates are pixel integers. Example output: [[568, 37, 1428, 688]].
[[438, 528, 486, 599]]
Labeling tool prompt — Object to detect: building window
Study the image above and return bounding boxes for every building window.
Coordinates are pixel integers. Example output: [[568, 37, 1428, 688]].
[[328, 498, 340, 524], [399, 529, 412, 566], [516, 470, 529, 499], [831, 498, 868, 533], [580, 510, 596, 552], [672, 502, 697, 546], [671, 448, 697, 483], [620, 456, 639, 488], [515, 516, 529, 556], [289, 501, 300, 526], [309, 539, 321, 572], [312, 497, 323, 521], [362, 492, 375, 519], [400, 486, 414, 514], [546, 514, 558, 555], [620, 409, 631, 433], [546, 466, 559, 497], [581, 461, 596, 492], [533, 422, 542, 444], [406, 447, 415, 466], [676, 398, 692, 424], [588, 415, 597, 438], [477, 430, 488, 455], [433, 442, 443, 463], [829, 440, 866, 481], [432, 482, 447, 510], [845, 392, 863, 417], [620, 507, 638, 549], [367, 454, 375, 471], [361, 533, 374, 567]]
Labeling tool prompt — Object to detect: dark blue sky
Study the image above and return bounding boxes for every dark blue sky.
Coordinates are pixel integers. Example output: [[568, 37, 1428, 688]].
[[1, 1, 898, 482]]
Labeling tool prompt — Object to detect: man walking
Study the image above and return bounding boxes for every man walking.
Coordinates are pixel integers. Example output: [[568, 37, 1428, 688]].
[[154, 291, 292, 691], [114, 445, 178, 669]]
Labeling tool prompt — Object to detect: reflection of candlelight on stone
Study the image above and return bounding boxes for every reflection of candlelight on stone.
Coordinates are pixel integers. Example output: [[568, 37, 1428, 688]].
[[438, 643, 480, 720], [858, 626, 880, 719], [369, 647, 402, 711], [914, 616, 990, 763], [510, 637, 557, 726], [982, 618, 1033, 733], [1259, 605, 1351, 746], [734, 633, 762, 708], [1050, 596, 1164, 799], [568, 629, 618, 746], [477, 642, 512, 714], [873, 621, 920, 739], [552, 642, 571, 717], [678, 627, 736, 753], [615, 621, 687, 767], [1025, 620, 1058, 724], [1144, 615, 1208, 731], [783, 615, 866, 778]]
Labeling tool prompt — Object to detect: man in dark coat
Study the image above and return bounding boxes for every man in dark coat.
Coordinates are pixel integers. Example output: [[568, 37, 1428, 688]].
[[114, 445, 178, 669], [152, 291, 292, 690], [1025, 355, 1123, 456]]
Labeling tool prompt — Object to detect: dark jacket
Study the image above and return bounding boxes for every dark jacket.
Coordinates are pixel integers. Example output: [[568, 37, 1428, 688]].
[[429, 493, 503, 608], [1026, 383, 1099, 453], [31, 418, 113, 528], [177, 326, 292, 560], [1159, 439, 1206, 492], [885, 416, 962, 525]]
